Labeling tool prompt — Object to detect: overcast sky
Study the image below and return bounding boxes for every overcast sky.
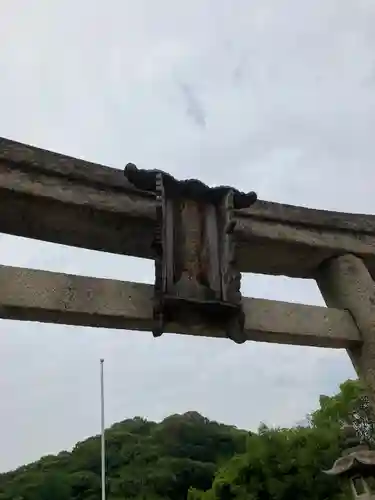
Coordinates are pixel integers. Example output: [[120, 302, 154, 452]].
[[1, 0, 374, 472]]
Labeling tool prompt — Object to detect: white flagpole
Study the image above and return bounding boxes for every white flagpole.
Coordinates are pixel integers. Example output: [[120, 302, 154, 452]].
[[100, 358, 106, 500]]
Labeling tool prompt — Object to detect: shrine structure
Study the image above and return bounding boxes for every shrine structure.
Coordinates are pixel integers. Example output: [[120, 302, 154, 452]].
[[0, 137, 374, 406]]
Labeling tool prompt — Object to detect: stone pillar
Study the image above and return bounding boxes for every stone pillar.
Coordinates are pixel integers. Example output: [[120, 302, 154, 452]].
[[316, 254, 375, 411]]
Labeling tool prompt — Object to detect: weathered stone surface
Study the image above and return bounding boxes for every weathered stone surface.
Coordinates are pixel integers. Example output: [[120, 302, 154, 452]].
[[236, 200, 375, 277], [316, 254, 375, 409], [0, 159, 155, 258], [1, 136, 375, 279], [243, 296, 360, 348], [0, 265, 361, 348]]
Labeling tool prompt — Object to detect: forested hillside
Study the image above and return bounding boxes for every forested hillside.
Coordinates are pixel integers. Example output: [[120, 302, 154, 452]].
[[0, 379, 371, 500]]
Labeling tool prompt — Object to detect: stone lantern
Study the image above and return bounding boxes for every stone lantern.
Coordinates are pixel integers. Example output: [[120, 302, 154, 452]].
[[324, 423, 375, 499]]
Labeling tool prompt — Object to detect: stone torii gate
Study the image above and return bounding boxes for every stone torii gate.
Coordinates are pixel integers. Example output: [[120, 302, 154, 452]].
[[0, 137, 374, 405]]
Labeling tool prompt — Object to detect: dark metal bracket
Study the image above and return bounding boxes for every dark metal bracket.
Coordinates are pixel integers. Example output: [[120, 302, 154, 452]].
[[124, 164, 257, 344]]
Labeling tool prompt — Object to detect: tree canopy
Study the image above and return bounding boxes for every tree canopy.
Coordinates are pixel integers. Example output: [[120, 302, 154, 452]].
[[0, 379, 373, 499]]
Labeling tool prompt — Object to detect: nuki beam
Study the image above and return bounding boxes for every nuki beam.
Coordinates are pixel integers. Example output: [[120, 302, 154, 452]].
[[1, 137, 375, 279], [0, 265, 361, 349]]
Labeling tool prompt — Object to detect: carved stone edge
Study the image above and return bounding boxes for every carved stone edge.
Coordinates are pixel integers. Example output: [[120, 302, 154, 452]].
[[124, 163, 257, 210]]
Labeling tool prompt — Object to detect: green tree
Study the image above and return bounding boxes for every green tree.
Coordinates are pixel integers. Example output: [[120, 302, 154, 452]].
[[191, 425, 342, 500], [190, 380, 373, 500], [311, 378, 375, 445], [0, 380, 369, 500], [0, 411, 248, 500], [34, 472, 72, 500]]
